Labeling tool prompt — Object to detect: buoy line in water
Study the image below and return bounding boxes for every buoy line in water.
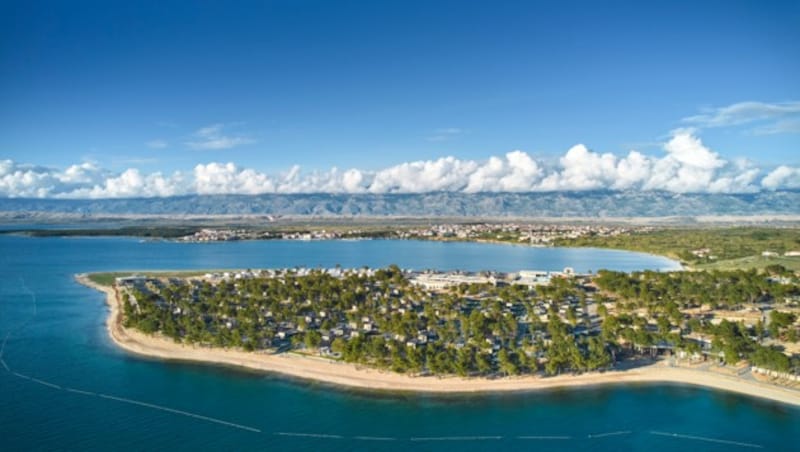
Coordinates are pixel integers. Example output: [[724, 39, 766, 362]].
[[517, 435, 572, 440], [588, 430, 632, 438], [352, 436, 398, 441], [12, 371, 31, 380], [650, 431, 763, 449], [272, 433, 575, 442], [0, 277, 262, 434], [63, 387, 97, 397], [410, 436, 503, 441], [276, 432, 344, 439], [269, 431, 765, 446], [96, 394, 262, 433], [29, 376, 62, 390]]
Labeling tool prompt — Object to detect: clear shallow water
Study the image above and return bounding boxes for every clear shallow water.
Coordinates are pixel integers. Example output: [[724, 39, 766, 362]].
[[0, 235, 796, 451]]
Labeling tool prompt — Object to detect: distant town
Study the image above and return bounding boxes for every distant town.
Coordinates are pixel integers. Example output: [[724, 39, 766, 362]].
[[175, 223, 645, 245]]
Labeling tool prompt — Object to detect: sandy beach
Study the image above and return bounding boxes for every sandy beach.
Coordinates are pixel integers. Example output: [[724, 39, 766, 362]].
[[76, 274, 800, 406]]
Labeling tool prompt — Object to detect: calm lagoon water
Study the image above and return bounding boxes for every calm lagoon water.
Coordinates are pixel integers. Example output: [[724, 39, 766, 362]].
[[0, 235, 796, 451]]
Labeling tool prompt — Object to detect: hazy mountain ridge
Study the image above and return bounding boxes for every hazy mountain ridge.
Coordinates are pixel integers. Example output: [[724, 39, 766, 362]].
[[0, 191, 798, 217]]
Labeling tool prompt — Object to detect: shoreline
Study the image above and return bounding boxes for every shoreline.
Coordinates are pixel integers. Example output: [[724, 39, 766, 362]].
[[76, 273, 800, 406]]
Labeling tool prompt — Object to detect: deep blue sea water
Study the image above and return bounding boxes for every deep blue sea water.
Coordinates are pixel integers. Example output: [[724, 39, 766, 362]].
[[0, 235, 797, 451]]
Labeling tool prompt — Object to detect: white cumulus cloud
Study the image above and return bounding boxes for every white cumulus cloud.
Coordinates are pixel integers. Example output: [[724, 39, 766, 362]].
[[762, 165, 800, 190], [1, 131, 798, 198], [643, 131, 727, 193], [194, 162, 274, 195]]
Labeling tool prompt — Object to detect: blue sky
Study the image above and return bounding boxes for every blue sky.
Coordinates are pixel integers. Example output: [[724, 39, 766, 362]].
[[1, 0, 799, 197]]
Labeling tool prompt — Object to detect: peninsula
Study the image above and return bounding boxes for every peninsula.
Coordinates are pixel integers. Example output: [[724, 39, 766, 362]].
[[76, 263, 800, 406]]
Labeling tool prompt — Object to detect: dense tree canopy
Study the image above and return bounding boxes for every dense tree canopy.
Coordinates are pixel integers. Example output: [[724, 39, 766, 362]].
[[118, 265, 800, 377]]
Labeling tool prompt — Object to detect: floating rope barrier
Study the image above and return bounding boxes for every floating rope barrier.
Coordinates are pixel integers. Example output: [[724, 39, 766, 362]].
[[275, 432, 343, 439], [517, 435, 571, 440], [12, 371, 31, 380], [410, 436, 502, 441], [64, 387, 97, 397], [589, 431, 632, 438], [352, 436, 397, 441], [97, 394, 262, 433], [29, 377, 62, 390], [650, 431, 763, 449]]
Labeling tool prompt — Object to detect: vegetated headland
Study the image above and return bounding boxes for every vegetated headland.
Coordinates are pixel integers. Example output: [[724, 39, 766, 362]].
[[77, 260, 800, 405]]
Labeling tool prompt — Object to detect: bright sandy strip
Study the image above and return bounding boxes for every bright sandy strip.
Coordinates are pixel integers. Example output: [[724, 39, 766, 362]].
[[76, 274, 800, 406]]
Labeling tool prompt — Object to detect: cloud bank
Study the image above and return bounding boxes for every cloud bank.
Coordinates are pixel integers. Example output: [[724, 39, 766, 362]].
[[1, 132, 797, 198]]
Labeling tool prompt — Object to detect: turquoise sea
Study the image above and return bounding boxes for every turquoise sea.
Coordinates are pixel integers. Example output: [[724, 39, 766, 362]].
[[0, 235, 797, 451]]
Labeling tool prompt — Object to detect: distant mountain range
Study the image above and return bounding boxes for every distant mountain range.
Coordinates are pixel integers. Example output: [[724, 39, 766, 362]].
[[0, 191, 798, 218]]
